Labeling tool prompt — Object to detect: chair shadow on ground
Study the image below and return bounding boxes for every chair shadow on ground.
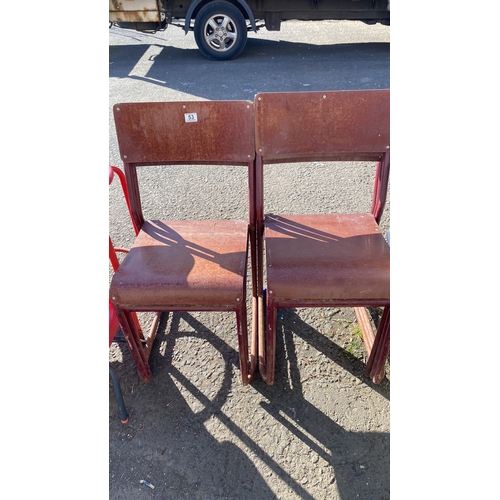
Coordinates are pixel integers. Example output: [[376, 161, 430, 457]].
[[110, 312, 313, 498], [257, 310, 390, 498], [278, 308, 390, 397], [110, 309, 389, 499]]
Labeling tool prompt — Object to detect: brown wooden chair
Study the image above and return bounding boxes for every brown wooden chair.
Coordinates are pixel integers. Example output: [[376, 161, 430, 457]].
[[254, 90, 390, 385], [110, 100, 258, 384]]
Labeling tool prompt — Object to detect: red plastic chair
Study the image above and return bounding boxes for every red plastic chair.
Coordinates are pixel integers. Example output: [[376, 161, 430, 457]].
[[254, 90, 390, 385], [109, 101, 258, 384]]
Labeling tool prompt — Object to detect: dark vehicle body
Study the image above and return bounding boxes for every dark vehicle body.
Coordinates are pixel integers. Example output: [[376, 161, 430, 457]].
[[110, 0, 390, 60]]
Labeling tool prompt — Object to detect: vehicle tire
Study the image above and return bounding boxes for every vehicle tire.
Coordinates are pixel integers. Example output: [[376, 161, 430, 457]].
[[194, 1, 247, 61]]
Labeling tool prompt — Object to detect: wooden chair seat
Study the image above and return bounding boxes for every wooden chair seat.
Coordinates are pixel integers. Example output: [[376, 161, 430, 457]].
[[110, 219, 248, 308], [265, 213, 390, 303]]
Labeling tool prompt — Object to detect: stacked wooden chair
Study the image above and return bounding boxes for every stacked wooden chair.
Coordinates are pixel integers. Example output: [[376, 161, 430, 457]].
[[109, 91, 390, 387], [253, 90, 390, 384], [109, 100, 258, 384]]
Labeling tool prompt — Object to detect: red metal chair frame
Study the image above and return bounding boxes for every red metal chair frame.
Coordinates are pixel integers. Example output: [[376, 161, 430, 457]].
[[109, 165, 135, 424], [254, 90, 390, 385], [109, 101, 258, 384], [109, 283, 129, 423], [109, 165, 164, 421]]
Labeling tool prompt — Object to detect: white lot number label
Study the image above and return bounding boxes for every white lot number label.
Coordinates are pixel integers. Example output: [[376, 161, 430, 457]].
[[184, 113, 198, 123]]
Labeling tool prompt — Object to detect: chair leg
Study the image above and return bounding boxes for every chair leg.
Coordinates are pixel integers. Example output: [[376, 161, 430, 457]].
[[237, 295, 258, 385], [109, 365, 129, 424], [115, 308, 153, 382], [355, 307, 375, 354], [248, 225, 259, 383], [250, 295, 259, 378], [365, 306, 390, 384], [236, 303, 250, 385], [259, 291, 276, 385]]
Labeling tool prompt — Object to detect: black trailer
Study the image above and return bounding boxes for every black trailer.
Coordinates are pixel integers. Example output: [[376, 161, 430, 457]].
[[109, 0, 390, 60]]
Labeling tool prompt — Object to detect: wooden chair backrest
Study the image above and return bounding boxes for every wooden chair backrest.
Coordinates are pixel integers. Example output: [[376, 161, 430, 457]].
[[114, 100, 255, 166], [113, 100, 255, 229], [254, 90, 389, 163]]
